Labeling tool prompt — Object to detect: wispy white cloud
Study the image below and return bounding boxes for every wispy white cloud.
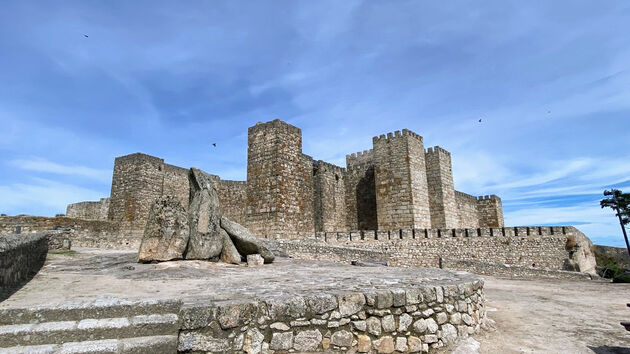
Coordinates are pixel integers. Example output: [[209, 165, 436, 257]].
[[9, 158, 111, 184], [0, 178, 103, 216]]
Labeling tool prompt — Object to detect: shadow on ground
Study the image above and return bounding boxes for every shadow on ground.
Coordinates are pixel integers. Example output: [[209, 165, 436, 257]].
[[588, 345, 630, 353]]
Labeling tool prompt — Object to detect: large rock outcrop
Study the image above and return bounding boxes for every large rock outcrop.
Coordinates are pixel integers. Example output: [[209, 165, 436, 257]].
[[185, 168, 224, 260], [138, 196, 190, 262], [221, 216, 275, 264], [564, 227, 597, 275], [138, 168, 273, 265]]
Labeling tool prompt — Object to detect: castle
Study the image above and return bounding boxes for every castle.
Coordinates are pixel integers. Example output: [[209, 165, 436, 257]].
[[67, 119, 503, 239]]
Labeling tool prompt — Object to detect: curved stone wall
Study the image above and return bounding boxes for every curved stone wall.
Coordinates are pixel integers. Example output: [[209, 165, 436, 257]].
[[178, 278, 485, 353], [0, 233, 48, 295]]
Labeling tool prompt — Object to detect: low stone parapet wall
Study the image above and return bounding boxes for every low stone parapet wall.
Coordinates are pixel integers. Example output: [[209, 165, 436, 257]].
[[0, 233, 48, 292], [311, 226, 586, 271], [0, 216, 137, 250], [442, 258, 594, 281], [179, 281, 485, 353]]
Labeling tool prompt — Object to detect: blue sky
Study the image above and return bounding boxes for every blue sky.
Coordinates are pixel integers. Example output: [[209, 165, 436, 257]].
[[1, 1, 629, 247]]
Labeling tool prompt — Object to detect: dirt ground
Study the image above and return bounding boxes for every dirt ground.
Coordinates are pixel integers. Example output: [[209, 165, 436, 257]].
[[476, 276, 630, 353]]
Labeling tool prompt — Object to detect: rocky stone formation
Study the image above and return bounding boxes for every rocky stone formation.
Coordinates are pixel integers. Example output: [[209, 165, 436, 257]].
[[221, 216, 275, 264], [565, 229, 597, 275], [138, 168, 273, 265], [137, 196, 189, 262], [185, 168, 223, 260]]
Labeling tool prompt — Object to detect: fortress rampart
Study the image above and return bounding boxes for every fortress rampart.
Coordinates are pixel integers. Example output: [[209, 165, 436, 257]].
[[69, 119, 504, 239]]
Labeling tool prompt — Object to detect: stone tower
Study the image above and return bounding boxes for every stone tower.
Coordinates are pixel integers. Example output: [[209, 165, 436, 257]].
[[425, 146, 459, 228], [372, 130, 431, 229], [246, 120, 314, 239], [107, 154, 166, 236], [477, 195, 504, 227]]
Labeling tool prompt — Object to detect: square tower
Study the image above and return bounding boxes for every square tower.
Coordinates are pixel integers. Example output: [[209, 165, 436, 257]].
[[372, 129, 431, 229], [425, 146, 460, 228], [246, 120, 314, 239]]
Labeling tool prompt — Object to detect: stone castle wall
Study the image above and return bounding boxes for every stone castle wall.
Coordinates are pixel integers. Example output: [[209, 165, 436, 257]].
[[373, 130, 431, 230], [313, 161, 347, 232], [454, 191, 480, 228], [344, 151, 377, 231], [425, 147, 459, 228], [66, 198, 110, 221], [70, 119, 504, 240], [301, 226, 583, 271], [246, 120, 314, 239]]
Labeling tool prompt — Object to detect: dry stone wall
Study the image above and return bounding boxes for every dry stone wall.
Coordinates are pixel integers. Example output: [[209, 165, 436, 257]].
[[179, 279, 485, 353]]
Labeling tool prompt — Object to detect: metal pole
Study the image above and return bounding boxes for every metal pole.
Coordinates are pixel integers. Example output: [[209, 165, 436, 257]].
[[616, 206, 630, 258]]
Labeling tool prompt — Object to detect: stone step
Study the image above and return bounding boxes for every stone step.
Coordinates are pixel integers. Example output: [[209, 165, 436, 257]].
[[0, 335, 178, 353], [0, 298, 181, 325], [0, 314, 179, 347]]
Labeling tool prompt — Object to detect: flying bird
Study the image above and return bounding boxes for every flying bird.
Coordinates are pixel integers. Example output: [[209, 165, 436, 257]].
[[478, 119, 482, 123], [84, 34, 88, 38], [212, 143, 216, 147]]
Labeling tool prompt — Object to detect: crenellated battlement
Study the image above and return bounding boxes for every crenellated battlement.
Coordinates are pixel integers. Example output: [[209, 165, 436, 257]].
[[346, 149, 374, 169], [314, 225, 577, 243], [248, 119, 302, 136], [372, 128, 423, 144], [313, 160, 346, 174], [426, 145, 451, 156], [476, 194, 501, 201]]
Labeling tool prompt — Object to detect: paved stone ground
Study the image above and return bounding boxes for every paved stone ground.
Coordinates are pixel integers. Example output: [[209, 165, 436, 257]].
[[0, 248, 478, 309]]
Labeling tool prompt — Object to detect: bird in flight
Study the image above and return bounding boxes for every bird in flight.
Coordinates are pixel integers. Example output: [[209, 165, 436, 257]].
[[84, 34, 88, 38], [478, 119, 482, 123], [212, 143, 216, 147]]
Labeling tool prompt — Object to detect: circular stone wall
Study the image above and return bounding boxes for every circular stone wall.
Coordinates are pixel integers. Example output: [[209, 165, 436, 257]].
[[0, 252, 485, 353]]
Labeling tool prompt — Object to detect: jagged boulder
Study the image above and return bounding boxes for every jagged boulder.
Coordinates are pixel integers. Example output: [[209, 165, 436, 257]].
[[185, 168, 223, 260], [564, 227, 598, 275], [220, 228, 242, 264], [138, 196, 189, 263], [221, 216, 275, 263]]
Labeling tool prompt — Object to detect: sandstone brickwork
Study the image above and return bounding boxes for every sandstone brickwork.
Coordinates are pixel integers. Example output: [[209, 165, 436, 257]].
[[70, 119, 505, 240]]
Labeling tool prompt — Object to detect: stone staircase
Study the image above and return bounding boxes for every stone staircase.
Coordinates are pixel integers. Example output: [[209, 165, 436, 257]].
[[0, 297, 181, 353]]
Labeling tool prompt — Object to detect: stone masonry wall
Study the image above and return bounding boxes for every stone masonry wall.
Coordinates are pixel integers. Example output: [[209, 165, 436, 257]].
[[455, 191, 480, 228], [179, 280, 485, 353], [0, 233, 48, 292], [344, 151, 377, 231], [0, 216, 133, 249], [162, 164, 190, 211], [477, 195, 504, 227], [217, 179, 248, 225], [313, 161, 347, 232], [373, 130, 431, 230], [66, 198, 110, 221], [246, 120, 314, 239], [312, 226, 580, 270], [107, 153, 166, 236], [425, 147, 459, 229]]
